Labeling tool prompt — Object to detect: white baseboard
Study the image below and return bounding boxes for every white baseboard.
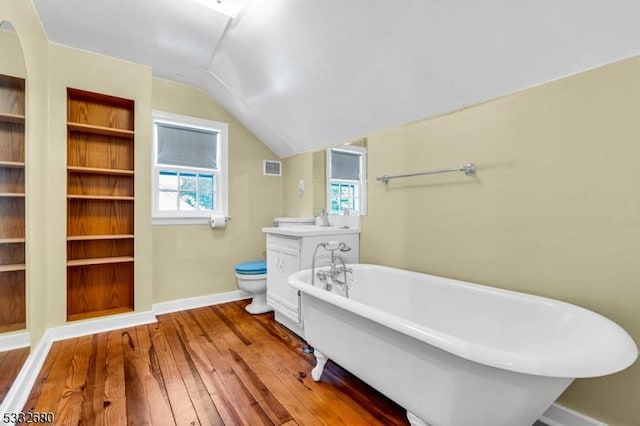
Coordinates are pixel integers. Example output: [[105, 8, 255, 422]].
[[47, 310, 157, 342], [152, 290, 250, 315], [540, 403, 607, 426], [0, 331, 30, 352]]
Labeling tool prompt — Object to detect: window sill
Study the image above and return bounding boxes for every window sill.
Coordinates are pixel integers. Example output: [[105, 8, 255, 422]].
[[152, 217, 213, 226]]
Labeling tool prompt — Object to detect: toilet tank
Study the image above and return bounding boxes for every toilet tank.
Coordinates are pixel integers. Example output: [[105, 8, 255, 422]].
[[273, 217, 315, 227]]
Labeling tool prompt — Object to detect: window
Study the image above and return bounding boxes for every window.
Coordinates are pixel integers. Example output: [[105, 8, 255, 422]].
[[326, 145, 367, 215], [152, 111, 228, 224]]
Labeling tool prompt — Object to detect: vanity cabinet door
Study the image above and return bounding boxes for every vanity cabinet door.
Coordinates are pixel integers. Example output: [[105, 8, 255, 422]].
[[266, 239, 301, 325]]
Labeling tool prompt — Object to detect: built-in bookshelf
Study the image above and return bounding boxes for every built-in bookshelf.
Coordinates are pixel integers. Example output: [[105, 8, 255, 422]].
[[66, 88, 135, 321], [0, 74, 26, 333]]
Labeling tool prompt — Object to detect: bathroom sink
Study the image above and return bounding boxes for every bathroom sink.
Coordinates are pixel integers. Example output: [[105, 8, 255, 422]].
[[261, 225, 359, 237], [285, 225, 342, 231]]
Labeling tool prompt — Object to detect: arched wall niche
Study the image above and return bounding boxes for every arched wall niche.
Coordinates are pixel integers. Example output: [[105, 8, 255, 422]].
[[0, 0, 51, 413], [0, 0, 51, 351], [0, 20, 27, 341], [0, 17, 28, 408]]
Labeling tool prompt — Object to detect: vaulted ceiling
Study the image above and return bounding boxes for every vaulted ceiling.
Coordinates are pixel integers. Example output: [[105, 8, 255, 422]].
[[32, 0, 640, 157]]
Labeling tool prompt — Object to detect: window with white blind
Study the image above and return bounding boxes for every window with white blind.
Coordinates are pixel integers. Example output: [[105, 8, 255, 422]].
[[152, 111, 228, 224], [326, 145, 367, 215]]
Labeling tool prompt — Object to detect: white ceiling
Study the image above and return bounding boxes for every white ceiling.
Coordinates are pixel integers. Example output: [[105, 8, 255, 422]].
[[32, 0, 640, 157]]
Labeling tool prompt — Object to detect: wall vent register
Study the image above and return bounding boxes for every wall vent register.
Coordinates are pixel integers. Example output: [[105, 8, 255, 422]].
[[263, 159, 282, 176]]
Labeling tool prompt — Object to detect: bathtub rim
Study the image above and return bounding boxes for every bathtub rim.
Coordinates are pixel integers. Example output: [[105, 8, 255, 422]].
[[289, 263, 638, 378]]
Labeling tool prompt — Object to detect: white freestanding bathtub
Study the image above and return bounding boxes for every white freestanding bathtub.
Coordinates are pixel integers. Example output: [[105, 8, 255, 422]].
[[289, 264, 638, 426]]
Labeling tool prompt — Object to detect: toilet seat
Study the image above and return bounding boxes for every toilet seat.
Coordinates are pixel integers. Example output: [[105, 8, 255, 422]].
[[235, 260, 267, 275]]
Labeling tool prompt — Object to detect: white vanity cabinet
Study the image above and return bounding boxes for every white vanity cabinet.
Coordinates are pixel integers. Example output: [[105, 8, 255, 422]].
[[263, 227, 360, 337]]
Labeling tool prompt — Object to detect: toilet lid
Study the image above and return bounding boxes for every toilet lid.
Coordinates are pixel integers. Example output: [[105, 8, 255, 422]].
[[235, 260, 267, 275]]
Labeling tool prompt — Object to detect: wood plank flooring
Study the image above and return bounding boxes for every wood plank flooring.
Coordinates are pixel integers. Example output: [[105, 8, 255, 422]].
[[21, 300, 408, 425], [0, 346, 29, 404]]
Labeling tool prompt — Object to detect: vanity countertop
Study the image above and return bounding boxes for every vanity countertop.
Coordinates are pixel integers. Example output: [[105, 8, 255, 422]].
[[261, 225, 360, 237]]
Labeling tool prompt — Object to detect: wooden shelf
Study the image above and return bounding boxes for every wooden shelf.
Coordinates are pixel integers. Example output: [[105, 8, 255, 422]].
[[67, 166, 134, 176], [67, 194, 134, 201], [0, 161, 25, 168], [67, 234, 134, 241], [67, 256, 134, 267], [0, 263, 26, 272], [67, 307, 133, 322], [0, 193, 25, 198], [67, 122, 134, 139], [0, 112, 25, 124], [0, 322, 26, 333], [0, 238, 25, 244]]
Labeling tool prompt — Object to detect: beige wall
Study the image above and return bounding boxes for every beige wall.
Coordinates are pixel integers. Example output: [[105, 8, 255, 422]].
[[361, 56, 640, 425], [2, 0, 283, 338], [312, 150, 326, 212], [4, 1, 639, 422], [151, 78, 282, 302], [0, 28, 26, 78], [0, 4, 283, 403], [1, 0, 50, 346], [4, 5, 156, 334], [282, 152, 315, 217], [46, 44, 154, 324], [285, 138, 367, 218]]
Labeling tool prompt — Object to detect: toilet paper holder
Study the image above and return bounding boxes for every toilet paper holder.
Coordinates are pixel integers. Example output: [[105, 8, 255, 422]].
[[209, 215, 232, 229]]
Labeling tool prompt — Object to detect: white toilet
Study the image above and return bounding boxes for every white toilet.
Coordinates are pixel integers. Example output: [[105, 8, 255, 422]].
[[235, 260, 272, 314]]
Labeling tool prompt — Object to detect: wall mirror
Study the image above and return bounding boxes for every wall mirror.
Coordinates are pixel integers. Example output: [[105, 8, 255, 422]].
[[0, 19, 30, 404], [325, 141, 368, 216]]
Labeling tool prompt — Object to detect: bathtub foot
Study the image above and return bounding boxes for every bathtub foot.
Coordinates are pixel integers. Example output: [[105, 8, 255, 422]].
[[407, 411, 430, 426], [311, 350, 328, 381]]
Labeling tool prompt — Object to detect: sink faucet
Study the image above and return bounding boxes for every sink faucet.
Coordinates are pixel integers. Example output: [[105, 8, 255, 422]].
[[311, 241, 352, 297], [314, 208, 331, 227]]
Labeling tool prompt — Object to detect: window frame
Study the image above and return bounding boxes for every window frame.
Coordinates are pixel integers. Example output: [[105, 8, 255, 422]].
[[326, 144, 367, 215], [152, 110, 228, 225]]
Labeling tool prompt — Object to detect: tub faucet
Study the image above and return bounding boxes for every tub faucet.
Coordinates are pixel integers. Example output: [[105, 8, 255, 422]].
[[330, 255, 352, 298], [311, 241, 352, 297], [314, 208, 331, 227]]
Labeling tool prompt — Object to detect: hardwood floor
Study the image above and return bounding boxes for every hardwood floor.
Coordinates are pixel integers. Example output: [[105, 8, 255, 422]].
[[22, 300, 408, 425], [0, 346, 29, 403]]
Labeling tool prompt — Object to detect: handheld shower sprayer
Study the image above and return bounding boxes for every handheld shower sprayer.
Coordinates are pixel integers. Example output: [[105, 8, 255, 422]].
[[321, 240, 351, 252]]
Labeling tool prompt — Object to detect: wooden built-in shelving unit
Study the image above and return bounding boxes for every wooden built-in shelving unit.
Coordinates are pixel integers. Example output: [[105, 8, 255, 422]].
[[66, 88, 135, 321], [0, 74, 26, 333]]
